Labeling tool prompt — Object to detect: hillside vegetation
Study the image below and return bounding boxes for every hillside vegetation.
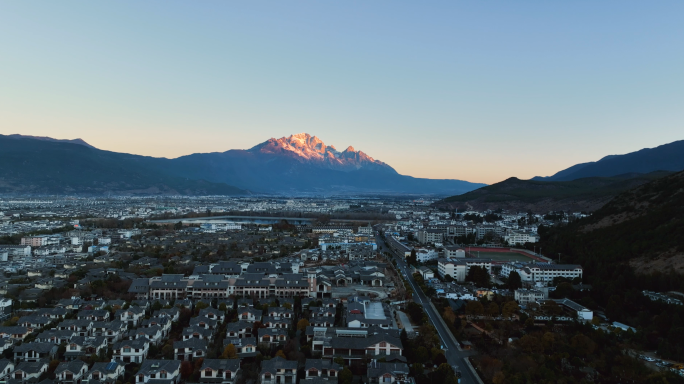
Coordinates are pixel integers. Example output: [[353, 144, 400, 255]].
[[437, 172, 671, 213], [541, 170, 684, 279], [539, 170, 684, 360]]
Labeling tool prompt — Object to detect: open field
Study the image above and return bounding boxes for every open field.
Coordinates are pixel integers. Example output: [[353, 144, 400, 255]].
[[467, 251, 536, 262]]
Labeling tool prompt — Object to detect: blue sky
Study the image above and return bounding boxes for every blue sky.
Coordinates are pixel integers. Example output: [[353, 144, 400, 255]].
[[1, 1, 682, 184]]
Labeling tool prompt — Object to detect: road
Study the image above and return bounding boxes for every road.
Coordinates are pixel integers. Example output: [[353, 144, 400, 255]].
[[376, 233, 481, 384]]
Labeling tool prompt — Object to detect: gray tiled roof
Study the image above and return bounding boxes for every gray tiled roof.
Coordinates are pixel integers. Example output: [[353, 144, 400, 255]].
[[201, 359, 240, 372], [260, 357, 297, 374]]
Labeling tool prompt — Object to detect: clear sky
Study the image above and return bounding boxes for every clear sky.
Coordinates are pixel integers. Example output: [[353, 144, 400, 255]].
[[1, 1, 683, 184]]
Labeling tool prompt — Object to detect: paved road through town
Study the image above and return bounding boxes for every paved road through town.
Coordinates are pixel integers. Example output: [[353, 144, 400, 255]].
[[376, 234, 481, 384]]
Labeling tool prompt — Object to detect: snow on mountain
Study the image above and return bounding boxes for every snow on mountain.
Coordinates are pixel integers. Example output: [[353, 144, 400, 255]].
[[248, 133, 395, 173]]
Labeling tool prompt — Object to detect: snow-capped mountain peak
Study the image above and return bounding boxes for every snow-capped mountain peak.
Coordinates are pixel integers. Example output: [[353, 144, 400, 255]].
[[248, 133, 395, 173]]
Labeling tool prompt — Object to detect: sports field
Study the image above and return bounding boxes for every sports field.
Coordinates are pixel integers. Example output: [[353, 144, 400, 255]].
[[468, 251, 535, 262]]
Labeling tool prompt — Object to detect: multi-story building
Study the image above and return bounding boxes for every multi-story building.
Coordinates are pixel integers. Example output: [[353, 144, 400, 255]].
[[357, 225, 373, 235], [312, 226, 354, 234], [0, 245, 31, 260], [0, 359, 14, 381], [500, 262, 583, 284], [504, 230, 539, 245], [14, 343, 58, 362], [304, 359, 342, 381], [12, 360, 48, 382], [446, 224, 476, 238], [88, 360, 125, 383], [416, 229, 443, 245], [56, 320, 93, 337], [135, 360, 180, 384], [149, 275, 189, 300], [367, 361, 414, 384], [415, 248, 439, 263], [112, 339, 149, 364], [21, 235, 59, 247], [55, 361, 88, 384], [223, 337, 257, 357], [64, 336, 108, 361], [438, 258, 492, 282], [475, 225, 504, 240], [443, 246, 465, 258], [187, 275, 231, 299], [116, 307, 145, 328], [320, 329, 404, 365], [260, 357, 297, 384], [200, 359, 240, 384], [258, 328, 288, 346], [514, 289, 546, 305], [174, 338, 207, 361]]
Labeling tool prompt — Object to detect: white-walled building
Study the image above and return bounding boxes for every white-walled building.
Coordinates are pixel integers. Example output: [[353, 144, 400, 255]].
[[501, 262, 583, 284], [415, 248, 439, 263], [504, 231, 539, 245], [443, 246, 465, 258], [514, 289, 547, 305], [554, 299, 593, 322], [417, 229, 443, 244], [437, 258, 492, 282]]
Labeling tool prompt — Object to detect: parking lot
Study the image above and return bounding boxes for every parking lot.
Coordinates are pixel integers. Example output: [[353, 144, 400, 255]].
[[629, 350, 684, 376]]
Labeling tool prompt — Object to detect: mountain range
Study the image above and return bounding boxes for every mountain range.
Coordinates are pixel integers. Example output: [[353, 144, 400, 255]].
[[0, 133, 484, 196], [437, 138, 684, 212], [156, 133, 483, 195], [532, 140, 684, 181]]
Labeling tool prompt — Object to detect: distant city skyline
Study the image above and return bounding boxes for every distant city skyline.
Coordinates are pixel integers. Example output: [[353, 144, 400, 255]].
[[1, 1, 683, 184]]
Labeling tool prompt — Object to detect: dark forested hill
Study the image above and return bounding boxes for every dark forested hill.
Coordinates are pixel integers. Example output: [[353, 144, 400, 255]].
[[541, 169, 684, 278], [538, 170, 684, 360], [0, 135, 247, 196], [435, 172, 670, 213]]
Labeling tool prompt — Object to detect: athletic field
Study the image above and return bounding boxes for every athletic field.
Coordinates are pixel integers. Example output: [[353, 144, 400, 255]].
[[467, 251, 536, 262]]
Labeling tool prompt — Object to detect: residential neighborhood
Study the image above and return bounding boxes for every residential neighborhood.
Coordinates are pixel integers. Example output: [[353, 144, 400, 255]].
[[0, 197, 681, 384]]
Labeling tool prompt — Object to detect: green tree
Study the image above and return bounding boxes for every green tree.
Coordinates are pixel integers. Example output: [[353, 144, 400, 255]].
[[541, 300, 562, 316], [553, 282, 574, 299], [297, 319, 310, 331], [487, 302, 500, 318], [501, 301, 519, 318], [466, 266, 491, 287], [465, 301, 484, 317], [516, 334, 542, 354], [415, 346, 429, 363], [339, 367, 353, 384], [408, 249, 418, 265], [570, 334, 596, 357], [506, 271, 522, 290], [222, 344, 237, 359]]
